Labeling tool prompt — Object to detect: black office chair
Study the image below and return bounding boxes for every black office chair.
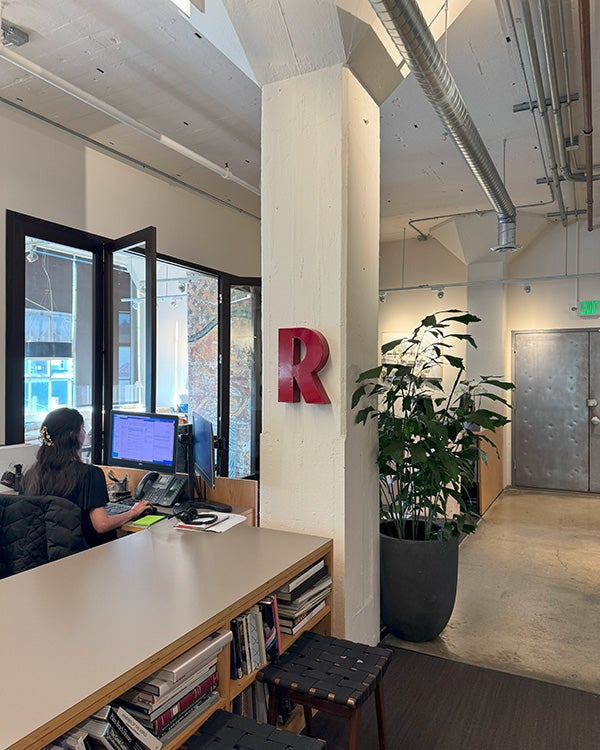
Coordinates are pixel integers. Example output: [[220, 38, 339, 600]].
[[0, 495, 87, 578]]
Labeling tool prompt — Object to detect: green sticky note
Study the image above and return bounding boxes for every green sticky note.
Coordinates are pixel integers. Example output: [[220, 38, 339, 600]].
[[130, 515, 165, 527]]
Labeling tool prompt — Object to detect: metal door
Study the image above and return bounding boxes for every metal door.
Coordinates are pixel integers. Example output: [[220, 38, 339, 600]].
[[513, 331, 594, 491], [589, 331, 600, 491]]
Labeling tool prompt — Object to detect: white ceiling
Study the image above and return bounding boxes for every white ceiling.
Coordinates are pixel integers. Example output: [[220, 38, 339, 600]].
[[0, 0, 597, 241]]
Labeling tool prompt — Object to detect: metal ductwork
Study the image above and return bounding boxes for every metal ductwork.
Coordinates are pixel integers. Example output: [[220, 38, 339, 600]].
[[369, 0, 519, 252]]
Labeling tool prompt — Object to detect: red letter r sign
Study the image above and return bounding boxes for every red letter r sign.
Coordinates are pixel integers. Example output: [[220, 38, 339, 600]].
[[278, 328, 331, 404]]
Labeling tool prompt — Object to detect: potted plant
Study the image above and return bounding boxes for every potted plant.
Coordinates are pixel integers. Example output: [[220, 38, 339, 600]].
[[352, 310, 514, 641]]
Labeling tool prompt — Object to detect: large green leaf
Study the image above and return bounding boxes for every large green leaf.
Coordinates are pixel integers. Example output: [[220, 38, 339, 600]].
[[351, 308, 513, 540]]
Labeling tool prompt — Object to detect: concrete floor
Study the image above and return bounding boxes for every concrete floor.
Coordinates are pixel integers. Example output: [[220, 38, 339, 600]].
[[383, 487, 600, 694]]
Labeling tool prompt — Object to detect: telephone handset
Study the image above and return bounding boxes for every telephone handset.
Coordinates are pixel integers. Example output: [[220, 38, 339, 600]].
[[135, 471, 160, 500], [134, 471, 186, 507]]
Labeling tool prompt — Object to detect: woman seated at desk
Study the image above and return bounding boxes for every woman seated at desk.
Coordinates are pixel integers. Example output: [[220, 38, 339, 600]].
[[21, 408, 151, 547]]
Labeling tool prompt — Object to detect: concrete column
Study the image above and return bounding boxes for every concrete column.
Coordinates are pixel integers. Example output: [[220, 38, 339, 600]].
[[260, 64, 380, 644]]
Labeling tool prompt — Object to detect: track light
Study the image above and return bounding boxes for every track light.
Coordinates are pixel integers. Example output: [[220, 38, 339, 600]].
[[25, 248, 39, 263], [432, 287, 445, 299]]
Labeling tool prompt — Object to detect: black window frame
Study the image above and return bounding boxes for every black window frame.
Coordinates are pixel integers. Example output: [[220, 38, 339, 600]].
[[5, 211, 261, 478]]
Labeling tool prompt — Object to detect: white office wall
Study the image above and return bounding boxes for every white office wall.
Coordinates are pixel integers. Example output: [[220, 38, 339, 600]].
[[379, 236, 469, 396], [0, 103, 260, 442]]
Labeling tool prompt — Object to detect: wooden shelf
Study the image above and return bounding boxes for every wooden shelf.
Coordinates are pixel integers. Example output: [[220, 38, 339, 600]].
[[1, 520, 332, 750]]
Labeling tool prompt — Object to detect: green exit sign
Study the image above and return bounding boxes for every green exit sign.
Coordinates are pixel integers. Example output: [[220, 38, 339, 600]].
[[579, 300, 600, 317]]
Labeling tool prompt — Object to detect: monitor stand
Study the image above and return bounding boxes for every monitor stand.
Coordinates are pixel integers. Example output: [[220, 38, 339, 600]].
[[183, 425, 233, 512]]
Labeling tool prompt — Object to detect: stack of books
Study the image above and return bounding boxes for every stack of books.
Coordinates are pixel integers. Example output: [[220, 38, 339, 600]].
[[274, 560, 331, 635], [230, 596, 281, 680], [76, 628, 232, 749]]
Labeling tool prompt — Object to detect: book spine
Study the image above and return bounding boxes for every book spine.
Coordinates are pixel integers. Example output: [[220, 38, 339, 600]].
[[241, 613, 251, 675], [252, 605, 268, 668], [155, 629, 232, 682], [153, 671, 218, 733], [277, 566, 329, 601], [107, 709, 150, 750], [113, 707, 162, 750], [105, 724, 133, 750], [121, 662, 217, 719], [279, 601, 326, 634], [279, 560, 324, 593], [271, 595, 282, 654], [247, 609, 261, 672], [230, 618, 243, 679], [258, 598, 279, 663], [155, 689, 217, 739]]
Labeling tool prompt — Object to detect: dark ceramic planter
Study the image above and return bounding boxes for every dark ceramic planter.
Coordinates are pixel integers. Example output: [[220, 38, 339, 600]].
[[380, 521, 459, 642]]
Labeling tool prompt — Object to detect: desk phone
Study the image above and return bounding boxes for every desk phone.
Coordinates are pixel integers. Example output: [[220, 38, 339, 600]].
[[134, 471, 186, 507]]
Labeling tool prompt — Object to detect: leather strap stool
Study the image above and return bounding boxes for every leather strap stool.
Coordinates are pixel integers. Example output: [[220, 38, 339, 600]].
[[257, 631, 392, 750], [186, 709, 327, 749]]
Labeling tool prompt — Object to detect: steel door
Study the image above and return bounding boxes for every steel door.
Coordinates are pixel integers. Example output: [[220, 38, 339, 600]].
[[513, 331, 594, 491], [589, 331, 600, 491]]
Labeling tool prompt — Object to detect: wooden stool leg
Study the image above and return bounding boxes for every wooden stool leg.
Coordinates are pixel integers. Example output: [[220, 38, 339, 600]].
[[303, 705, 313, 736], [348, 709, 361, 750], [267, 685, 278, 725], [375, 682, 387, 750]]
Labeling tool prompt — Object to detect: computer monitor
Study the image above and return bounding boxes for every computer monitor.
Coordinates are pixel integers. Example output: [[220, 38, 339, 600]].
[[192, 411, 216, 489], [109, 411, 179, 474]]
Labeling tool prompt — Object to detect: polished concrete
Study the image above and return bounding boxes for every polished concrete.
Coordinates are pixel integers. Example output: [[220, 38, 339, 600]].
[[383, 487, 600, 694]]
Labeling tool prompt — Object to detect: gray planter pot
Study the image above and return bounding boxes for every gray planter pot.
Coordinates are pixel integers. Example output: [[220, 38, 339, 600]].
[[380, 521, 459, 642]]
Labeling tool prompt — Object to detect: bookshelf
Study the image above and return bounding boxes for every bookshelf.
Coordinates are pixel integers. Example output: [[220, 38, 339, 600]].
[[0, 519, 332, 750]]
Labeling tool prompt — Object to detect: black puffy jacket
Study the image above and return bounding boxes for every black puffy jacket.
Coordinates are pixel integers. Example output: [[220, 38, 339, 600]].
[[0, 494, 87, 578]]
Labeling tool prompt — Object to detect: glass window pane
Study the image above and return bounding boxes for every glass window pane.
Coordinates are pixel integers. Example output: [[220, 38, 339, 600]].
[[155, 258, 219, 435], [229, 285, 261, 478], [24, 238, 94, 447], [112, 248, 147, 410]]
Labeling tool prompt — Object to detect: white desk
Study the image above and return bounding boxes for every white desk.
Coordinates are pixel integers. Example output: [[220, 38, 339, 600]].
[[0, 519, 332, 750]]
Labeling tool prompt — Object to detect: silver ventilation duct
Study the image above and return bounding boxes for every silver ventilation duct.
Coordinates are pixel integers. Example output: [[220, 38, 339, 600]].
[[370, 0, 519, 252]]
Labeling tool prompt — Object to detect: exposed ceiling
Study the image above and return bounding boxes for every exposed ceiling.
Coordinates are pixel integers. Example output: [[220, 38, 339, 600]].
[[0, 0, 597, 245]]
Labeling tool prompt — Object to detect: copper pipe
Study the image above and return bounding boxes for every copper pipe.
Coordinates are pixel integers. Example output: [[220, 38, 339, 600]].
[[579, 0, 594, 230]]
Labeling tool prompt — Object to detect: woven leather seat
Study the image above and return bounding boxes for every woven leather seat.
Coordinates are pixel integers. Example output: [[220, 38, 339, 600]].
[[187, 709, 327, 749], [257, 632, 392, 750]]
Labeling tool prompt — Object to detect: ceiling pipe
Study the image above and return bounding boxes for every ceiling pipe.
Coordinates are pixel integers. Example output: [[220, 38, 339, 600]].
[[539, 0, 599, 188], [519, 0, 568, 226], [369, 0, 518, 252], [0, 43, 260, 196], [578, 0, 594, 231], [557, 0, 576, 150]]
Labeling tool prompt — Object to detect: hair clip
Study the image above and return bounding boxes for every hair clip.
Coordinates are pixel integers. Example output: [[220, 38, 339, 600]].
[[39, 425, 54, 447]]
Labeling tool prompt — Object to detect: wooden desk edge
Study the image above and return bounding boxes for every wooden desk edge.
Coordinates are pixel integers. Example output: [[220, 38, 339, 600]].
[[8, 534, 332, 750]]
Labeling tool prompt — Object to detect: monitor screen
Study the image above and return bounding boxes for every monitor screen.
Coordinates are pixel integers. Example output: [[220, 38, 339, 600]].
[[109, 411, 179, 474], [192, 411, 215, 489]]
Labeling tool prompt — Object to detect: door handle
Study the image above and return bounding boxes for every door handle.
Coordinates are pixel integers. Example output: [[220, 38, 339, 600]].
[[592, 416, 600, 425]]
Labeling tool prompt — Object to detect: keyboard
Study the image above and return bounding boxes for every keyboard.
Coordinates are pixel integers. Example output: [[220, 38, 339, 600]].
[[105, 501, 134, 516]]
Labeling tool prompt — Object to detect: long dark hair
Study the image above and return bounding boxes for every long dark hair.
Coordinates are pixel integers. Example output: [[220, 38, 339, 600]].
[[21, 408, 84, 497]]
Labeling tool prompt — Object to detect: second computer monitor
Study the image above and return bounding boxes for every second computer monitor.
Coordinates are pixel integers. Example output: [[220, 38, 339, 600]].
[[192, 411, 215, 489]]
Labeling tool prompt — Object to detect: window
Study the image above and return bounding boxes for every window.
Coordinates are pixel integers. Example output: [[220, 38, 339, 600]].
[[6, 212, 261, 479], [229, 284, 261, 477], [23, 238, 94, 447], [6, 212, 156, 461]]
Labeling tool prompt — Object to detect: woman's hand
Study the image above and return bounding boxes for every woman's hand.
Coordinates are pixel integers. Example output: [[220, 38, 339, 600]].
[[131, 499, 153, 518], [90, 499, 154, 533]]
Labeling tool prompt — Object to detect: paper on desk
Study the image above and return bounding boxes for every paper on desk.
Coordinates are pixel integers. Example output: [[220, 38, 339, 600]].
[[175, 511, 247, 533]]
